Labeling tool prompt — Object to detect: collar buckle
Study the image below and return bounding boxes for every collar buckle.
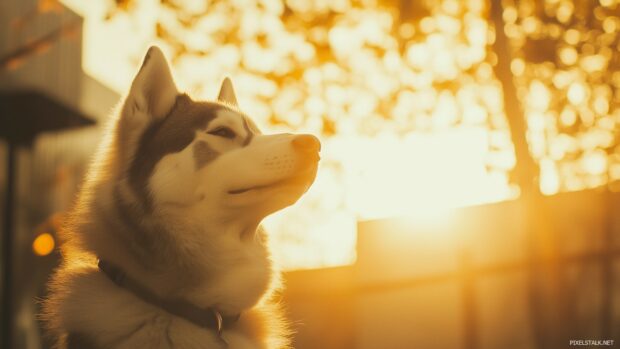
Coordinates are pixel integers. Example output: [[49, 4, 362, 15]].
[[212, 308, 223, 335], [212, 309, 229, 348]]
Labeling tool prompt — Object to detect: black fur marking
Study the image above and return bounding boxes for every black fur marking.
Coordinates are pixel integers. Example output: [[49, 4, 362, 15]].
[[193, 141, 219, 169], [128, 94, 221, 211]]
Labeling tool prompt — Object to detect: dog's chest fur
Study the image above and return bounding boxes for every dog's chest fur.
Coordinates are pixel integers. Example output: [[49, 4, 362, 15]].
[[51, 263, 277, 349]]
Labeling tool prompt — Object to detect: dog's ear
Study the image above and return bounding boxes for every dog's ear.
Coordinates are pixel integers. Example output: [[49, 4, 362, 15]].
[[217, 77, 238, 106], [124, 46, 178, 121], [116, 46, 178, 163]]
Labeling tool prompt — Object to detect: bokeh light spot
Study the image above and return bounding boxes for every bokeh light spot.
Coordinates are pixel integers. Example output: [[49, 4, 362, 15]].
[[33, 233, 55, 257]]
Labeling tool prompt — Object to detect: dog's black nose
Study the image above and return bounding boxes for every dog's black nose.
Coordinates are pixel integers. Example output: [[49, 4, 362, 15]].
[[292, 134, 321, 152]]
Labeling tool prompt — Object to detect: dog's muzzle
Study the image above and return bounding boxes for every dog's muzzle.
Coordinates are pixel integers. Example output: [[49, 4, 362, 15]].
[[227, 134, 321, 195]]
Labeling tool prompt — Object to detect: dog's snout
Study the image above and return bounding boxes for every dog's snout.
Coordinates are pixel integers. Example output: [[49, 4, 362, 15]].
[[292, 134, 321, 152]]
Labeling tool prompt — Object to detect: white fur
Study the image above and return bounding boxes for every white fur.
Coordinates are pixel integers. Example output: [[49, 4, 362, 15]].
[[43, 46, 318, 349]]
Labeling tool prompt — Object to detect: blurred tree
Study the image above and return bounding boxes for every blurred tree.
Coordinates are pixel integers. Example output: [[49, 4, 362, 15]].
[[97, 0, 620, 272], [104, 0, 620, 195]]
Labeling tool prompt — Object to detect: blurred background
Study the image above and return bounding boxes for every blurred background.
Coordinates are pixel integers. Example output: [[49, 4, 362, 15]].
[[1, 0, 619, 348]]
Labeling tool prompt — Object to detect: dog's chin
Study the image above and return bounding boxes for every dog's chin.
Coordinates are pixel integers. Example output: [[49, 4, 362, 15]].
[[225, 165, 318, 213], [228, 165, 317, 196]]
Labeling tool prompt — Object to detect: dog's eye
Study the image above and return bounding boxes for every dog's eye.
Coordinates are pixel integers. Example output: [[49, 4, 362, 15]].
[[208, 127, 236, 139]]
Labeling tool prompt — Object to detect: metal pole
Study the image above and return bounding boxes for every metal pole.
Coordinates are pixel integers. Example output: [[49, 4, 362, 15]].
[[2, 142, 16, 349]]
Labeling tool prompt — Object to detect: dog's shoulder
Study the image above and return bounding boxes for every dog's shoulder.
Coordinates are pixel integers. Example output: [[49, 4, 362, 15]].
[[43, 261, 98, 339], [44, 261, 157, 346]]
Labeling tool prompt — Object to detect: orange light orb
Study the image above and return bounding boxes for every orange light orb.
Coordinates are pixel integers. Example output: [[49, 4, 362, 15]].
[[33, 233, 55, 256]]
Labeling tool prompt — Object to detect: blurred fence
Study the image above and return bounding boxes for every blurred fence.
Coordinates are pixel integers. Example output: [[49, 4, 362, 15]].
[[284, 188, 620, 349]]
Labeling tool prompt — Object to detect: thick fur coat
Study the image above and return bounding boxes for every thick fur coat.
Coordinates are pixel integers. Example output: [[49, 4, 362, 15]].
[[42, 46, 320, 349]]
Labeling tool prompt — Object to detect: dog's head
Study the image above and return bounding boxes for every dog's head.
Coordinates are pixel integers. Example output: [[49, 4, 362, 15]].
[[113, 46, 320, 237], [71, 46, 319, 312]]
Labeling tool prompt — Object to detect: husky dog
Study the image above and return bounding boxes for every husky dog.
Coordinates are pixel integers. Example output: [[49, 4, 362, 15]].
[[43, 46, 320, 349]]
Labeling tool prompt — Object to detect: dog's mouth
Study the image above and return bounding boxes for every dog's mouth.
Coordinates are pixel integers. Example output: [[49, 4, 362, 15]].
[[228, 165, 318, 195]]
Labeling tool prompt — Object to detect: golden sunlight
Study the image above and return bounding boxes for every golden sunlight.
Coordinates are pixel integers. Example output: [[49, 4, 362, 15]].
[[59, 0, 620, 270]]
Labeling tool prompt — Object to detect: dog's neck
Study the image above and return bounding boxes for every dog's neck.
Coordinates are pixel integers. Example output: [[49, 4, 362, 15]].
[[97, 258, 240, 338], [81, 186, 274, 316], [179, 225, 275, 315]]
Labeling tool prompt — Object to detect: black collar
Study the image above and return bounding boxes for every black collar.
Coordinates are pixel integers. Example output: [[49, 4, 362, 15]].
[[97, 259, 239, 340]]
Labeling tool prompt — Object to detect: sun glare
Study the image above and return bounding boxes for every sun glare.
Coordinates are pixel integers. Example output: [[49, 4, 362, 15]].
[[60, 0, 620, 270]]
